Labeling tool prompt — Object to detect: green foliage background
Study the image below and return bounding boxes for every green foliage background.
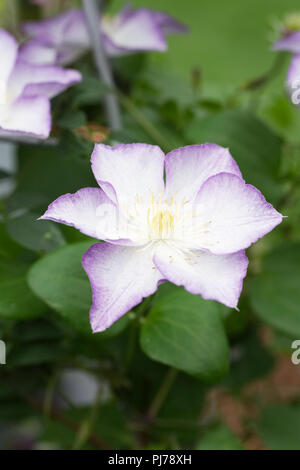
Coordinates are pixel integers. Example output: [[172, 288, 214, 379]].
[[0, 0, 300, 450]]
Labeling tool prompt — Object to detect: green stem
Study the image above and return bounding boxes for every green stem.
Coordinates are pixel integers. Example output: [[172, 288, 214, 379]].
[[72, 389, 102, 450], [123, 294, 156, 374], [134, 293, 156, 320], [147, 368, 178, 421], [117, 91, 172, 153], [240, 52, 285, 92], [227, 52, 286, 106], [22, 393, 109, 450], [123, 322, 138, 374], [43, 370, 59, 418]]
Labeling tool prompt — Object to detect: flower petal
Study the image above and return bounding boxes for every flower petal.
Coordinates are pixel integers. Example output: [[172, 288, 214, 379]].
[[23, 10, 89, 65], [273, 31, 300, 53], [287, 53, 300, 91], [82, 243, 162, 332], [152, 10, 188, 34], [19, 40, 58, 66], [154, 243, 248, 309], [8, 60, 82, 100], [0, 94, 51, 139], [165, 144, 242, 202], [192, 172, 282, 254], [91, 143, 165, 205], [40, 188, 120, 240], [23, 9, 85, 46], [62, 10, 89, 47], [0, 29, 18, 85], [102, 8, 167, 56]]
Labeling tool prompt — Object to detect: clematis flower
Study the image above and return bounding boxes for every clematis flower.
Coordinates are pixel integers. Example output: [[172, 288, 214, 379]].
[[21, 10, 89, 66], [273, 31, 300, 54], [100, 6, 188, 57], [286, 53, 300, 99], [273, 13, 300, 53], [21, 7, 187, 66], [40, 143, 282, 333], [272, 16, 300, 106], [0, 29, 81, 139]]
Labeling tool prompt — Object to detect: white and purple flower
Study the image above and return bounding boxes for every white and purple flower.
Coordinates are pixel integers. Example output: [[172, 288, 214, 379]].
[[0, 29, 81, 139], [40, 143, 282, 332], [273, 16, 300, 105], [273, 39, 300, 105], [21, 6, 188, 66], [273, 12, 300, 54], [100, 6, 188, 57], [21, 9, 89, 66], [273, 31, 300, 54]]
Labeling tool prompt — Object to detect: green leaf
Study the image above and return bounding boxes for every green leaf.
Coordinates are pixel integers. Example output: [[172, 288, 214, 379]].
[[27, 241, 129, 336], [258, 404, 300, 450], [0, 259, 47, 320], [14, 319, 62, 343], [157, 373, 205, 446], [186, 109, 283, 202], [16, 144, 95, 202], [93, 401, 136, 449], [0, 399, 33, 423], [258, 92, 300, 144], [0, 223, 23, 260], [140, 284, 229, 381], [197, 424, 243, 450], [5, 191, 49, 214], [40, 401, 136, 449], [9, 341, 67, 367], [6, 212, 66, 253], [249, 243, 300, 337], [72, 75, 110, 107], [225, 333, 274, 390], [27, 242, 94, 334], [57, 110, 86, 130]]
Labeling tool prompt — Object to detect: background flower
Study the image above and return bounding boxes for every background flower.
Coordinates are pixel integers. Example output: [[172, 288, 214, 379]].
[[21, 6, 187, 65], [273, 19, 300, 106], [273, 30, 300, 53], [0, 28, 81, 139], [21, 9, 90, 66]]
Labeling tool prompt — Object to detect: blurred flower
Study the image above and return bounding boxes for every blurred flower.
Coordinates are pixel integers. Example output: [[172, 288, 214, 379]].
[[286, 54, 300, 105], [273, 12, 300, 52], [21, 9, 89, 66], [273, 14, 300, 106], [0, 29, 81, 139], [273, 30, 300, 54], [273, 13, 300, 54], [21, 6, 188, 66], [40, 143, 282, 332], [100, 6, 188, 57]]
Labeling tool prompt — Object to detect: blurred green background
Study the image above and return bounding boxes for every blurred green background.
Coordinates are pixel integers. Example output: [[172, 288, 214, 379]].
[[112, 0, 299, 90]]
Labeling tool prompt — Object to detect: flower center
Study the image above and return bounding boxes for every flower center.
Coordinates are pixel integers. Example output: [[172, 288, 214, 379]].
[[144, 195, 189, 242], [283, 12, 300, 32], [149, 204, 175, 240], [114, 193, 203, 246], [101, 14, 117, 35]]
